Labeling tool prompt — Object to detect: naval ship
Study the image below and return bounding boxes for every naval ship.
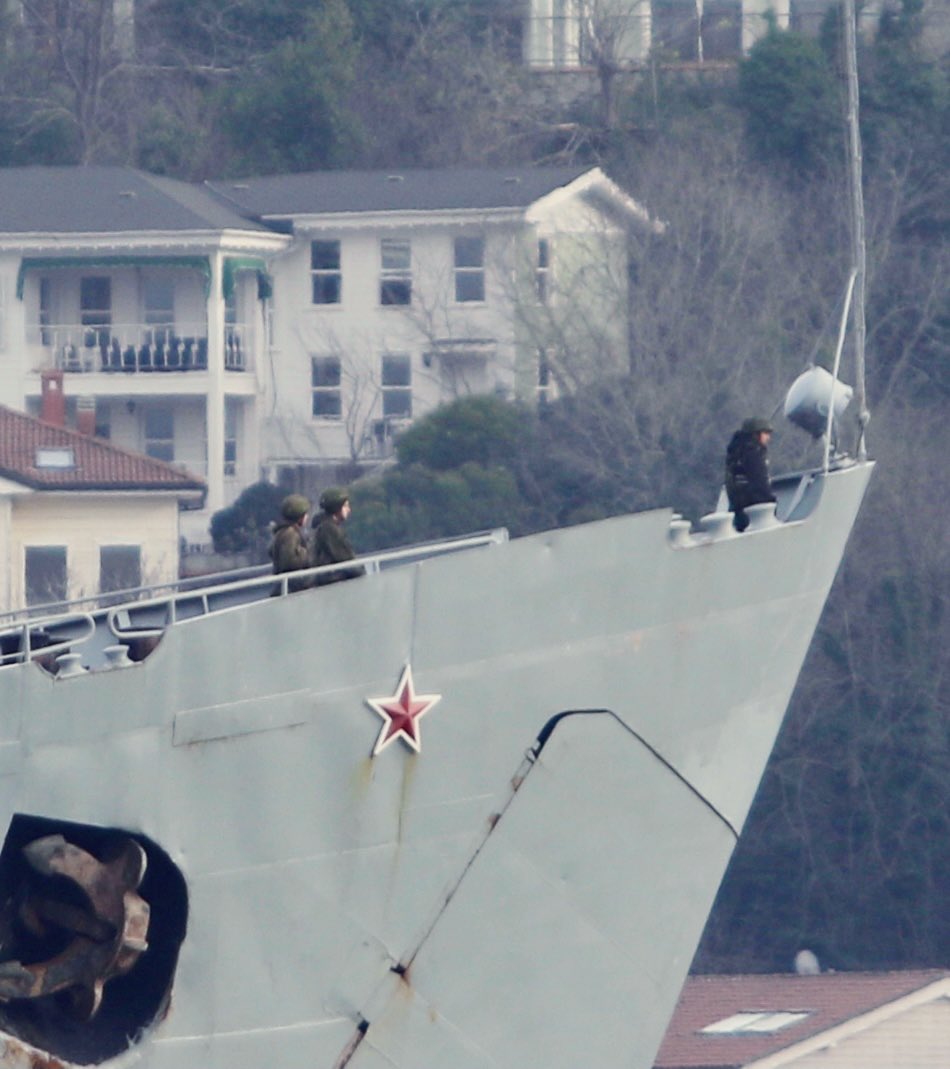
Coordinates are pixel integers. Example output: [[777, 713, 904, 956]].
[[0, 372, 871, 1068]]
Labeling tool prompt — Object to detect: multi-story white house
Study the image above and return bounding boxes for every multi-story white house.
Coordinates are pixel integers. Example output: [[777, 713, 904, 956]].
[[0, 166, 288, 543], [207, 165, 660, 495], [0, 164, 658, 544]]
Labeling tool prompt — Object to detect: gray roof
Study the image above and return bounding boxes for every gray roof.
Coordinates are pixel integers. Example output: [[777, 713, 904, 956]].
[[0, 166, 271, 235], [205, 166, 594, 218]]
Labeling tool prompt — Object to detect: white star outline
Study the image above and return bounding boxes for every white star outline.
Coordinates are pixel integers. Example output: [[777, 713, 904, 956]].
[[366, 664, 442, 756]]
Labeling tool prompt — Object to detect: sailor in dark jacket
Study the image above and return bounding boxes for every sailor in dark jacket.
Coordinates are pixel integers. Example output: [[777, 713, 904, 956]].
[[270, 494, 313, 592], [311, 487, 364, 585], [725, 417, 777, 532]]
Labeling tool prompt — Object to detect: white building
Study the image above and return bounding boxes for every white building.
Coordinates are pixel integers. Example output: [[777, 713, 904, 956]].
[[207, 165, 660, 493], [0, 166, 287, 544], [0, 164, 658, 544], [523, 0, 897, 67], [0, 392, 203, 615]]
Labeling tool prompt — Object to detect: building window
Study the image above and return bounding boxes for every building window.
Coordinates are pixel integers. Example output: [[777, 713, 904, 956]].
[[528, 0, 581, 67], [381, 354, 412, 418], [143, 275, 174, 344], [454, 237, 485, 303], [224, 403, 238, 476], [39, 277, 52, 345], [99, 546, 142, 599], [312, 356, 342, 418], [380, 239, 412, 305], [144, 406, 174, 462], [537, 349, 551, 405], [80, 276, 111, 345], [25, 546, 67, 606], [536, 238, 551, 302], [311, 240, 341, 304]]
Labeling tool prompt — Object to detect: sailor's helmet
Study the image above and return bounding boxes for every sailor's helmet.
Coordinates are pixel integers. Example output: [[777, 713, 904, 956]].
[[741, 417, 774, 435], [280, 493, 311, 521], [319, 487, 350, 514]]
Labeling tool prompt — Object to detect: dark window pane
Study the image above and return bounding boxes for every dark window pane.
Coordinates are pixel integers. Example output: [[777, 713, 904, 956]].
[[455, 273, 485, 302], [80, 276, 110, 310], [382, 391, 412, 418], [146, 442, 175, 462], [311, 357, 341, 388], [100, 545, 141, 595], [312, 275, 341, 304], [145, 408, 173, 438], [311, 241, 340, 270], [25, 546, 67, 605], [380, 279, 411, 305], [312, 392, 342, 418], [382, 355, 411, 386], [381, 240, 410, 270], [454, 237, 484, 267]]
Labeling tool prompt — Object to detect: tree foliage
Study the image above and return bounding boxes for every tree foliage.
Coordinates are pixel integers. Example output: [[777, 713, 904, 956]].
[[209, 481, 284, 558], [216, 0, 361, 174], [738, 28, 844, 177]]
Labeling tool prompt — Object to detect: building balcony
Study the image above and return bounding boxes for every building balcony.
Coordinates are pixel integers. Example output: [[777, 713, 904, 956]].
[[31, 324, 252, 375]]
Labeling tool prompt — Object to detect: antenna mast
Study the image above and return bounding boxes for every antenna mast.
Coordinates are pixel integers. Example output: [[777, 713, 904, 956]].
[[843, 0, 869, 459]]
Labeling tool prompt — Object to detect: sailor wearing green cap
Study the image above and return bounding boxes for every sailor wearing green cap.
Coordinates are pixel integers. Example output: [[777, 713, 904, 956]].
[[311, 487, 364, 585], [269, 494, 313, 591]]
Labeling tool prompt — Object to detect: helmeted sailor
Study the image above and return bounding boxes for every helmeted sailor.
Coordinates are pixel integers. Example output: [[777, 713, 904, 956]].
[[270, 493, 312, 591], [311, 487, 364, 585], [725, 417, 777, 532]]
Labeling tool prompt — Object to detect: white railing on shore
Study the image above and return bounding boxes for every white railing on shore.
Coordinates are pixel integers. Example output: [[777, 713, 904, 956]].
[[0, 529, 509, 670], [31, 324, 249, 373]]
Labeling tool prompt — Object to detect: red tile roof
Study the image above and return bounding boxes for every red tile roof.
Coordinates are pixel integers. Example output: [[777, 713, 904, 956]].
[[0, 405, 205, 493], [655, 970, 950, 1068]]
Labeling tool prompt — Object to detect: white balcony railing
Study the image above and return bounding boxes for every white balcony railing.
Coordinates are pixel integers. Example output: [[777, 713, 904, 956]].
[[33, 324, 250, 374]]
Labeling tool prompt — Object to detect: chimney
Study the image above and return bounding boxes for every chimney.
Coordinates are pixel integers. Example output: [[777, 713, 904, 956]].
[[76, 396, 96, 437], [41, 369, 66, 427]]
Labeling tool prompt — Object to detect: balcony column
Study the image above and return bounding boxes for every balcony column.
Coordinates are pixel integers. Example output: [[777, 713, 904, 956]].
[[0, 497, 11, 612], [205, 251, 227, 514]]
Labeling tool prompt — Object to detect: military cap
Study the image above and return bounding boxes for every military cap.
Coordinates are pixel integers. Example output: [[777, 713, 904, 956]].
[[319, 487, 350, 513], [741, 417, 774, 435], [280, 493, 311, 521]]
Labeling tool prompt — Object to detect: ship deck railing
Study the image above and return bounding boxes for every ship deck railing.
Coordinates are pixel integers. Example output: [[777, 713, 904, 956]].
[[0, 528, 509, 672]]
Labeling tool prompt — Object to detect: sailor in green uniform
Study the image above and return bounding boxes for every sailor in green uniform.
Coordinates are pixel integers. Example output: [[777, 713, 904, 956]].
[[270, 493, 312, 591], [311, 487, 364, 585]]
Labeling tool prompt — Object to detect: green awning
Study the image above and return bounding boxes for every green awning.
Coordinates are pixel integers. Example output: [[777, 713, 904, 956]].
[[223, 256, 272, 301], [16, 255, 212, 300]]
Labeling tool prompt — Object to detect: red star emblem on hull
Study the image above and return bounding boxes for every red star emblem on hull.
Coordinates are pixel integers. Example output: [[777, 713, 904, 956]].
[[367, 665, 441, 756]]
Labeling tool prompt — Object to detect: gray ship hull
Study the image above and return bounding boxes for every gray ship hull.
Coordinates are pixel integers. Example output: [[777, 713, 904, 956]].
[[0, 463, 872, 1069]]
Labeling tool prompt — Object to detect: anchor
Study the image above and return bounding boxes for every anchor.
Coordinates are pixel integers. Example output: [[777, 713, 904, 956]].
[[0, 835, 150, 1019]]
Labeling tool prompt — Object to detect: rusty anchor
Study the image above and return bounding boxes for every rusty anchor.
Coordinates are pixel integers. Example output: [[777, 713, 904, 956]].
[[0, 835, 150, 1019]]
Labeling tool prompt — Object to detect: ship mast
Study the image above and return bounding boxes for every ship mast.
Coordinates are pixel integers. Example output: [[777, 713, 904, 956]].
[[842, 0, 869, 459]]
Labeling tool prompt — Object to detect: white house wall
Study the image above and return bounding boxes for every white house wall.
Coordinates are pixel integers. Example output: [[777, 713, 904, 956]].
[[764, 997, 950, 1068], [0, 492, 14, 612], [0, 256, 25, 398], [266, 222, 529, 467], [6, 493, 181, 612]]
